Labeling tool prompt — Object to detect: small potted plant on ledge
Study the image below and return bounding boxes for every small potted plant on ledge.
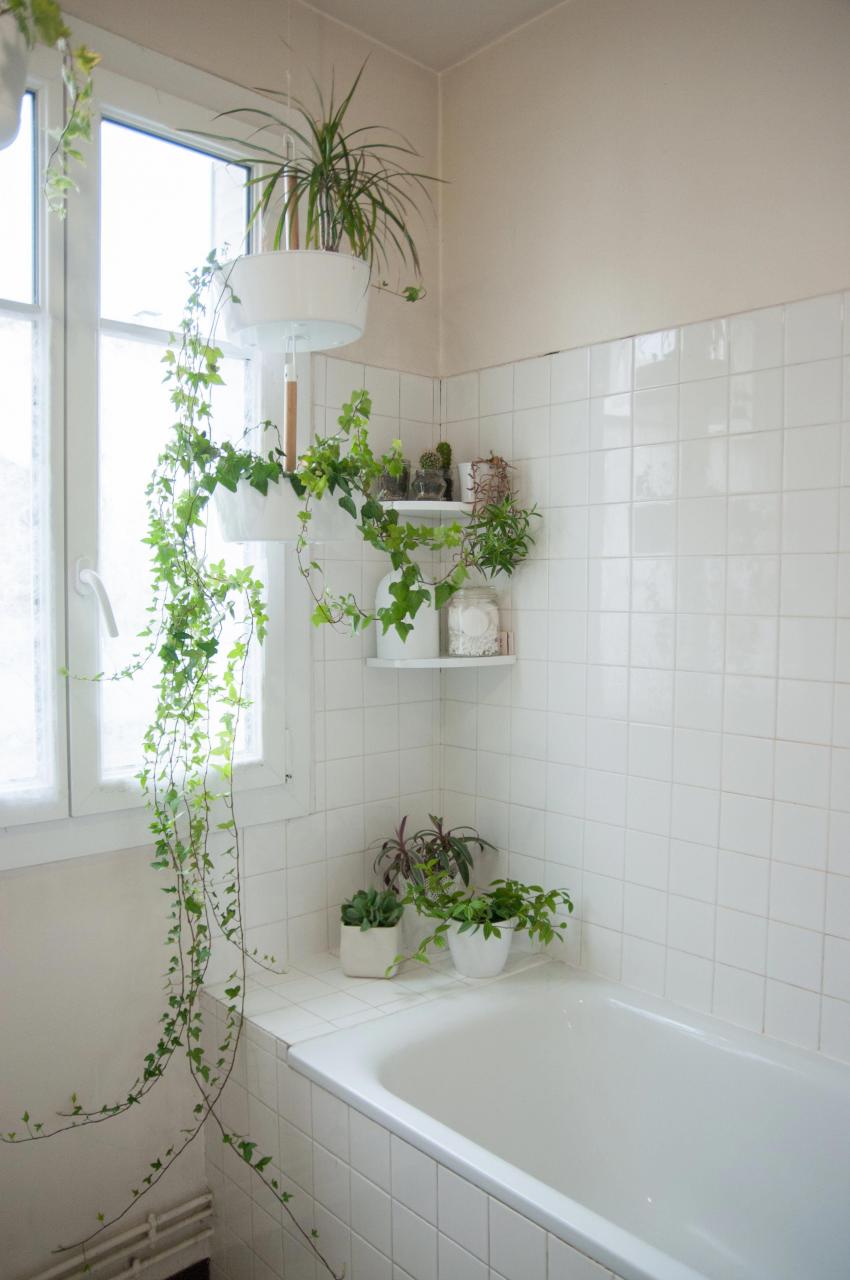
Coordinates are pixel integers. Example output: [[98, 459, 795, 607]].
[[400, 866, 574, 979], [340, 888, 405, 978], [374, 815, 493, 894], [412, 450, 448, 500]]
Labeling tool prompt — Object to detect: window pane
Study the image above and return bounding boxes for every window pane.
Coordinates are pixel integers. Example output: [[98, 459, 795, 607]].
[[100, 120, 248, 330], [0, 92, 35, 304], [98, 333, 262, 779], [0, 315, 55, 796]]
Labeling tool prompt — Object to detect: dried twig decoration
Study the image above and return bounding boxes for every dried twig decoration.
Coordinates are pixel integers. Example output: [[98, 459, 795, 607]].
[[471, 453, 513, 510]]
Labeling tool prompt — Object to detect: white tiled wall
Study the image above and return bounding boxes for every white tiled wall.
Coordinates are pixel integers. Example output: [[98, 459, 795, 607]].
[[204, 1007, 622, 1280], [439, 289, 850, 1060], [211, 358, 442, 979]]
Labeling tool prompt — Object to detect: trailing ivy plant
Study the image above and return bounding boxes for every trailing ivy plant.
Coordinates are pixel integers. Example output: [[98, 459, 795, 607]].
[[2, 0, 99, 211], [1, 252, 537, 1267]]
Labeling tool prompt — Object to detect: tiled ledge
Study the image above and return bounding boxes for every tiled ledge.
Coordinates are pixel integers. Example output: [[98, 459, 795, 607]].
[[201, 948, 549, 1057]]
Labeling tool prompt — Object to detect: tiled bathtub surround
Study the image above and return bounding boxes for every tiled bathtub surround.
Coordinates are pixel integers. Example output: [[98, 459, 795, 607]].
[[439, 289, 850, 1059], [204, 1001, 621, 1280]]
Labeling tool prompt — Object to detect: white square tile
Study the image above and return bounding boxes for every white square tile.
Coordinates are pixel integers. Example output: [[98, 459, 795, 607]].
[[351, 1170, 391, 1256], [625, 829, 669, 890], [674, 728, 722, 789], [785, 294, 843, 364], [764, 979, 820, 1049], [774, 740, 831, 808], [677, 614, 725, 673], [634, 329, 680, 390], [776, 679, 832, 744], [668, 839, 716, 903], [779, 617, 835, 682], [445, 372, 478, 423], [715, 907, 767, 974], [725, 555, 779, 615], [551, 347, 590, 403], [670, 783, 720, 845], [632, 444, 676, 500], [438, 1235, 488, 1280], [400, 372, 436, 423], [677, 497, 727, 556], [783, 424, 841, 491], [712, 963, 765, 1030], [730, 306, 784, 373], [677, 558, 725, 613], [729, 368, 783, 434], [820, 995, 850, 1063], [621, 936, 666, 996], [365, 366, 400, 418], [665, 949, 713, 1012], [628, 723, 673, 780], [312, 1086, 349, 1161], [514, 356, 550, 409], [769, 861, 826, 930], [780, 554, 837, 616], [723, 676, 776, 738], [676, 671, 723, 731], [632, 500, 676, 555], [785, 359, 842, 428], [718, 849, 770, 915], [479, 365, 513, 416], [630, 613, 674, 668], [352, 1234, 392, 1280], [679, 377, 728, 439], [590, 338, 632, 397], [590, 447, 631, 503], [781, 489, 839, 554], [725, 616, 778, 678], [680, 319, 729, 382], [590, 392, 632, 450], [727, 494, 780, 555], [767, 920, 823, 990], [550, 400, 590, 453], [825, 873, 850, 939], [679, 438, 727, 497], [719, 792, 772, 857], [667, 895, 715, 958], [392, 1203, 437, 1280], [728, 432, 782, 494], [633, 385, 678, 444], [437, 1167, 488, 1261], [631, 558, 675, 612], [314, 1142, 351, 1223], [391, 1138, 437, 1224], [489, 1199, 546, 1280], [626, 776, 672, 837]]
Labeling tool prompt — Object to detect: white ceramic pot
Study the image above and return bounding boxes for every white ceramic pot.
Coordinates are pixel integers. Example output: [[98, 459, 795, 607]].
[[213, 477, 363, 544], [0, 16, 29, 151], [447, 918, 516, 979], [220, 250, 370, 353], [374, 571, 439, 660], [456, 460, 509, 505], [340, 922, 401, 979]]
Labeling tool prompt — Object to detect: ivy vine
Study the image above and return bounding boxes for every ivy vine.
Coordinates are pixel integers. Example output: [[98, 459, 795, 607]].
[[2, 252, 537, 1272]]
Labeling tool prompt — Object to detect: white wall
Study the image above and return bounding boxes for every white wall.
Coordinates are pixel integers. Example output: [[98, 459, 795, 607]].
[[439, 0, 850, 375], [440, 288, 850, 1060]]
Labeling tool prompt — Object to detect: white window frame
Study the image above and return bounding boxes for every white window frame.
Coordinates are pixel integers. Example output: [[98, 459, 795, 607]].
[[0, 23, 313, 871]]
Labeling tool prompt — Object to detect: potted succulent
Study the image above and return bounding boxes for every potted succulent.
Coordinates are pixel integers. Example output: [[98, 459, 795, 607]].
[[412, 450, 447, 500], [400, 867, 574, 979], [374, 815, 493, 894], [0, 1, 98, 209], [205, 63, 437, 354], [340, 888, 404, 978]]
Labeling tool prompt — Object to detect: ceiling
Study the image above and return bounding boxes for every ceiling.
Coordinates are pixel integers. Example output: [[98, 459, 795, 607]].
[[303, 0, 563, 71]]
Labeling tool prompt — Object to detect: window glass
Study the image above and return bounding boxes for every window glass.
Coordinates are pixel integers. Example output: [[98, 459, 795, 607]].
[[0, 92, 35, 305], [99, 120, 248, 330]]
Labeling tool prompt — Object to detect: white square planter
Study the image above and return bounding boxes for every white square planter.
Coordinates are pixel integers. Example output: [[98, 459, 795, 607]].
[[340, 922, 401, 978]]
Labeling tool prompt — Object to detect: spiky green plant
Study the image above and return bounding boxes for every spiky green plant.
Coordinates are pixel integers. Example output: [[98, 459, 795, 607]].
[[435, 441, 452, 468], [419, 450, 441, 470], [203, 61, 438, 289]]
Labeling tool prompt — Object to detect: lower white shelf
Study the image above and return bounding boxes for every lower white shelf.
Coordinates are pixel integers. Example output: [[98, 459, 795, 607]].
[[366, 655, 516, 669]]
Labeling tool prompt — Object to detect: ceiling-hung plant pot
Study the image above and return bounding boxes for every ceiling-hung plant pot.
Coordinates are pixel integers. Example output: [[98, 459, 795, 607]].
[[221, 249, 370, 352], [0, 13, 28, 149], [214, 468, 364, 544], [339, 889, 404, 979], [205, 61, 437, 355]]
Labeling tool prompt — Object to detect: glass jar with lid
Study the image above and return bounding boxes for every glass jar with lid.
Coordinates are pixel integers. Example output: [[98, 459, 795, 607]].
[[447, 586, 500, 657]]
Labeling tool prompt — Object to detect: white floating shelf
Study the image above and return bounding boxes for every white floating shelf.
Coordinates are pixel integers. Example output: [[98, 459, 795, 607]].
[[366, 655, 516, 670], [384, 500, 472, 516]]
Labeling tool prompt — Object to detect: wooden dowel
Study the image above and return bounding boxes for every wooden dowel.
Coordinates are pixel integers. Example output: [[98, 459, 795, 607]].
[[284, 374, 298, 474]]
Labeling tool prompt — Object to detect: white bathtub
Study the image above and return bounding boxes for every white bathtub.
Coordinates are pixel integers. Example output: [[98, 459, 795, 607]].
[[289, 962, 850, 1280]]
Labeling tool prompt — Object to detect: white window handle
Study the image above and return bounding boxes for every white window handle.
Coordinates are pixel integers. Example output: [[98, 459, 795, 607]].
[[75, 557, 119, 637]]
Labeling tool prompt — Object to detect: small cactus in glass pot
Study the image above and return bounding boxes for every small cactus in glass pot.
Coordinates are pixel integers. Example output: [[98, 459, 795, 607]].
[[435, 440, 453, 499], [412, 449, 447, 500]]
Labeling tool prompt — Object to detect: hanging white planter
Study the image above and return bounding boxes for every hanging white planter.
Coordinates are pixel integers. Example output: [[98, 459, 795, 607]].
[[220, 250, 370, 353], [213, 476, 364, 544], [0, 16, 29, 151], [447, 918, 517, 979]]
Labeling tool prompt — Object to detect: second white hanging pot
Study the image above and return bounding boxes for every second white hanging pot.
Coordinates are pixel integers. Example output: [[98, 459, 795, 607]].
[[374, 571, 439, 660]]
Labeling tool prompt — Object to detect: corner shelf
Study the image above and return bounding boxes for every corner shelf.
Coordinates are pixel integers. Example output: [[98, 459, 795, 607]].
[[366, 655, 516, 670], [384, 500, 472, 516]]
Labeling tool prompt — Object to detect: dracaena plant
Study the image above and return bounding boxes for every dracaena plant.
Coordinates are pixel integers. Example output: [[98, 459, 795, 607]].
[[203, 60, 438, 300], [2, 0, 99, 212], [2, 252, 538, 1270]]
